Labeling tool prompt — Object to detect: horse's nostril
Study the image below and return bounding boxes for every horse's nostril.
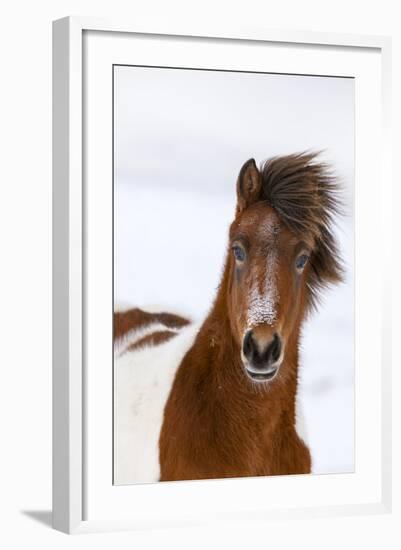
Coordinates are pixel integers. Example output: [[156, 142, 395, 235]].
[[269, 333, 282, 362], [242, 330, 254, 359]]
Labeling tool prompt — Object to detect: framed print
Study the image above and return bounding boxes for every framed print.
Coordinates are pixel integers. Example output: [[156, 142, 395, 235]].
[[52, 16, 392, 533]]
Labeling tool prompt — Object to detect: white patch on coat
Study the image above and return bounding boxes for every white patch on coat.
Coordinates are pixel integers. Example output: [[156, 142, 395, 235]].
[[114, 322, 180, 358], [295, 390, 312, 470], [295, 394, 309, 445], [113, 322, 201, 485]]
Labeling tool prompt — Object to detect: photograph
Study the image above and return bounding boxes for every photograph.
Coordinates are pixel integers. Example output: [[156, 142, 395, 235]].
[[112, 65, 354, 485], [0, 0, 392, 542]]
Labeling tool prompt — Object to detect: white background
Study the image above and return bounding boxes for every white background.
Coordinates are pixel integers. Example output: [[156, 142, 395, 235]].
[[114, 67, 354, 475], [0, 1, 399, 549]]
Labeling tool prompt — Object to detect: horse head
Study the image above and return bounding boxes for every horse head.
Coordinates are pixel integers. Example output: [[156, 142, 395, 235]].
[[226, 153, 343, 383]]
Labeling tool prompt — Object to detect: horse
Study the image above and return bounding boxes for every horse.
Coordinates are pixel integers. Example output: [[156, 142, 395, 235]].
[[113, 152, 343, 484]]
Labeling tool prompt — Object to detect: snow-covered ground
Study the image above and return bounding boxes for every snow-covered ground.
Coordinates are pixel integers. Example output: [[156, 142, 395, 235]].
[[114, 66, 354, 476]]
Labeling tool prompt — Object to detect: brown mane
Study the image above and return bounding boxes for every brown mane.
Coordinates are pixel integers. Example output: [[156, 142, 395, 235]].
[[260, 152, 343, 309]]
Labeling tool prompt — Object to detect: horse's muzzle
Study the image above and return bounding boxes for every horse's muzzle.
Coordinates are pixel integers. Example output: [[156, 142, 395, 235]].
[[241, 330, 283, 382]]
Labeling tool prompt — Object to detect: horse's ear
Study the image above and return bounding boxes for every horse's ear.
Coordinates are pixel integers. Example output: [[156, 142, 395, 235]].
[[236, 158, 262, 214]]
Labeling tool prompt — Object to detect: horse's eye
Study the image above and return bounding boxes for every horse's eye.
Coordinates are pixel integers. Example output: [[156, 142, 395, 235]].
[[295, 253, 309, 271], [232, 245, 245, 262]]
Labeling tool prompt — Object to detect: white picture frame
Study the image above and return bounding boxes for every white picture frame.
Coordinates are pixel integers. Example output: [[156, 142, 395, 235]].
[[52, 16, 392, 534]]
